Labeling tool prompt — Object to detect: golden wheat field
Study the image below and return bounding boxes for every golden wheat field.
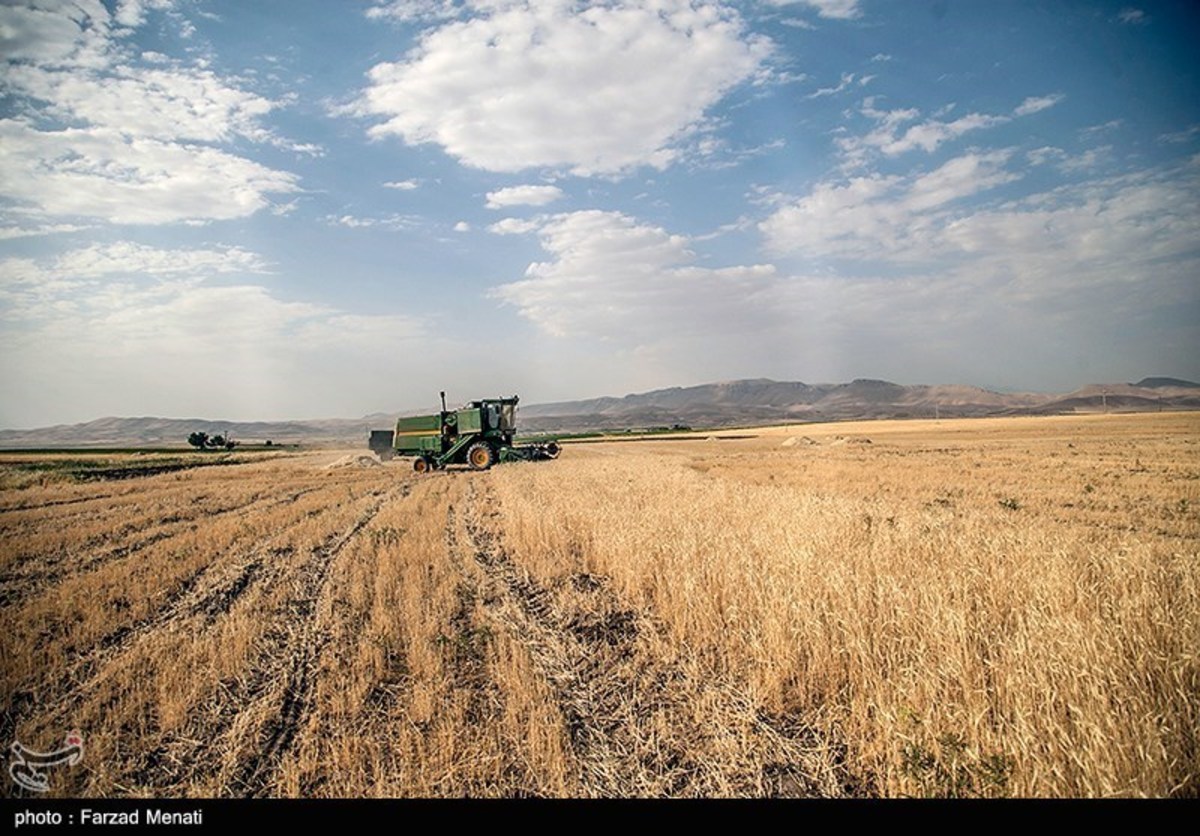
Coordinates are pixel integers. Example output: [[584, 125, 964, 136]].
[[1, 412, 1197, 798]]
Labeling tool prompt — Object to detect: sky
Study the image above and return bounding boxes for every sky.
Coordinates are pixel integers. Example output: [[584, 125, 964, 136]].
[[1, 0, 1198, 427]]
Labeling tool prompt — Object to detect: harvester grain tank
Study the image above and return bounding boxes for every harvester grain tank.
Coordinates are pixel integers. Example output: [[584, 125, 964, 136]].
[[372, 392, 560, 472]]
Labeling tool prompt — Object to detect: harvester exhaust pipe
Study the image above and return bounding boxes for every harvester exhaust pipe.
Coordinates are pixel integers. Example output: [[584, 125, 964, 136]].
[[440, 391, 447, 412]]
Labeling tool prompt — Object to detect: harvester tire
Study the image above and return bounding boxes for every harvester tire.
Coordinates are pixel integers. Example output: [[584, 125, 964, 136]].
[[413, 456, 432, 474], [544, 442, 561, 459], [467, 441, 496, 471]]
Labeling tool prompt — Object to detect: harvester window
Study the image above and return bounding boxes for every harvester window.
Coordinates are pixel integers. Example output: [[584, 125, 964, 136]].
[[500, 403, 515, 429], [486, 404, 500, 429]]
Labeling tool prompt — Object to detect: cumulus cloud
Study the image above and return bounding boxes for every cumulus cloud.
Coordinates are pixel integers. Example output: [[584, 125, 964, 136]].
[[383, 179, 421, 190], [490, 210, 778, 340], [488, 217, 542, 235], [352, 0, 771, 175], [479, 169, 1200, 391], [113, 0, 176, 29], [0, 121, 300, 224], [4, 63, 277, 144], [761, 150, 1020, 259], [485, 185, 564, 209], [760, 153, 1200, 317], [0, 0, 115, 68], [0, 0, 301, 225]]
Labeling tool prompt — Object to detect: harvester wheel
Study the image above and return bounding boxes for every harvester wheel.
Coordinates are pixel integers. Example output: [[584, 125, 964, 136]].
[[544, 441, 561, 459], [413, 456, 432, 474], [467, 441, 496, 471]]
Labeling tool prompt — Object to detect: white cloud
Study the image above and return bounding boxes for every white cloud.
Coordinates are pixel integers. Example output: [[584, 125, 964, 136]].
[[366, 0, 461, 23], [1159, 125, 1200, 145], [114, 0, 176, 29], [878, 112, 1009, 155], [0, 242, 426, 424], [488, 218, 543, 236], [453, 221, 471, 232], [806, 72, 855, 99], [760, 150, 1020, 258], [323, 213, 421, 230], [761, 155, 1200, 320], [0, 223, 92, 241], [838, 93, 1068, 171], [490, 210, 777, 340], [32, 241, 268, 281], [0, 120, 300, 224], [1026, 145, 1112, 174], [1082, 119, 1123, 138], [383, 179, 421, 190], [0, 1, 303, 225], [765, 0, 862, 20], [1014, 93, 1065, 117], [485, 185, 564, 209], [4, 63, 277, 144], [1027, 146, 1066, 167], [0, 0, 115, 69], [352, 0, 771, 176], [1057, 146, 1112, 173], [1117, 8, 1147, 25], [478, 195, 1198, 390]]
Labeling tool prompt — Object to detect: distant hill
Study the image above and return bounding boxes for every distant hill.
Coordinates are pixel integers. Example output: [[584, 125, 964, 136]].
[[1, 376, 1197, 447], [519, 378, 1051, 431], [1135, 377, 1200, 389], [0, 415, 372, 449]]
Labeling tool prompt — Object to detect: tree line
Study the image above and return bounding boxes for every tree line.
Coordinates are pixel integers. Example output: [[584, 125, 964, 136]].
[[187, 431, 238, 450]]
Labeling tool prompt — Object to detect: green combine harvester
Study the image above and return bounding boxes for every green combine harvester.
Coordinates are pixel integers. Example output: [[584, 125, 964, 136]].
[[369, 392, 560, 473]]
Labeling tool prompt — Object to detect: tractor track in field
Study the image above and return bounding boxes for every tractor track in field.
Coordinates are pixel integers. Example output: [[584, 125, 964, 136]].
[[223, 486, 401, 797], [0, 487, 322, 609], [459, 481, 848, 798], [458, 490, 652, 796], [78, 485, 403, 796], [0, 490, 126, 514], [442, 507, 500, 724], [2, 484, 370, 749]]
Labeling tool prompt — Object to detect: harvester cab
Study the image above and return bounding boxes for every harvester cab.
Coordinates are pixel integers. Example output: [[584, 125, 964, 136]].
[[372, 392, 559, 473]]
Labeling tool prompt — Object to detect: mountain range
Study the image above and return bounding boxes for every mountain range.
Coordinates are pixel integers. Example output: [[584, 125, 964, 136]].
[[1, 377, 1196, 447]]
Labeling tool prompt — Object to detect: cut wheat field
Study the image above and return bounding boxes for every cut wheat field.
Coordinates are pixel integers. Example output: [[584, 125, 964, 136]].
[[1, 412, 1196, 798]]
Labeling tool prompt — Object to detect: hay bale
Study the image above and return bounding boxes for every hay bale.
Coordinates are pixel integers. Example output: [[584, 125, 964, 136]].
[[324, 453, 383, 469]]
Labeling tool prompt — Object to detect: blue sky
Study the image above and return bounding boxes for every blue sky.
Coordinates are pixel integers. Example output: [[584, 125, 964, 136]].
[[1, 0, 1198, 426]]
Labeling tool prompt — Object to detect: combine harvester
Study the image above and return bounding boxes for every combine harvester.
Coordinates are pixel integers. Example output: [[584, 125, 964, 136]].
[[369, 392, 560, 473]]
